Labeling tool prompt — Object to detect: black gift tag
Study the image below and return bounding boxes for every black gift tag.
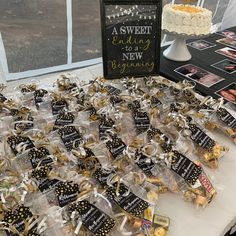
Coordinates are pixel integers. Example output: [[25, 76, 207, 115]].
[[170, 151, 202, 185], [99, 116, 115, 140], [183, 90, 195, 100], [135, 151, 155, 177], [199, 102, 212, 111], [10, 109, 19, 116], [68, 200, 115, 236], [3, 205, 38, 236], [28, 147, 53, 168], [189, 124, 216, 151], [66, 84, 83, 105], [55, 181, 79, 207], [83, 147, 96, 158], [7, 136, 35, 155], [51, 99, 68, 115], [147, 127, 171, 145], [58, 126, 83, 151], [75, 89, 86, 106], [38, 178, 60, 194], [77, 95, 85, 106], [170, 86, 182, 97], [156, 83, 169, 90], [0, 93, 7, 102], [13, 114, 34, 131], [34, 89, 48, 108], [160, 143, 173, 153], [151, 96, 162, 107], [217, 108, 236, 130], [31, 165, 59, 193], [92, 168, 115, 187], [170, 103, 180, 113], [106, 135, 126, 160], [110, 95, 124, 106], [86, 106, 99, 120], [65, 82, 77, 91], [106, 183, 149, 218], [31, 164, 52, 180], [133, 111, 150, 134], [54, 111, 75, 129], [10, 108, 34, 131], [128, 100, 141, 111], [104, 85, 121, 95], [147, 127, 161, 140]]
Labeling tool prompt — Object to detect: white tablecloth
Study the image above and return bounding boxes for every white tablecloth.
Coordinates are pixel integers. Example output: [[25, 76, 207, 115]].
[[5, 64, 236, 236]]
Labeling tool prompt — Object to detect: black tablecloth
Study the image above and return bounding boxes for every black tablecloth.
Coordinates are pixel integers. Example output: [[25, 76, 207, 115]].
[[160, 27, 236, 99]]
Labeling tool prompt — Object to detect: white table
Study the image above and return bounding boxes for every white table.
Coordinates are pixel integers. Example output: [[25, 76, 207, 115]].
[[4, 64, 236, 236]]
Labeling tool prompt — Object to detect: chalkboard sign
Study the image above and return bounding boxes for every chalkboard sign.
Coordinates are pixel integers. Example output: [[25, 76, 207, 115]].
[[101, 0, 162, 79]]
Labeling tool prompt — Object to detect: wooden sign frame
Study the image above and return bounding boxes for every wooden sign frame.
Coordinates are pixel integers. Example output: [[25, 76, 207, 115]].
[[100, 0, 162, 79]]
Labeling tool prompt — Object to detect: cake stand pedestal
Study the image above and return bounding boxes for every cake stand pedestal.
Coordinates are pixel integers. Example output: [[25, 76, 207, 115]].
[[162, 30, 209, 62]]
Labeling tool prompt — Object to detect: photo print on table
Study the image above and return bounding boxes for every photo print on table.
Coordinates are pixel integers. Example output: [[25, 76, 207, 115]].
[[215, 82, 236, 105], [211, 59, 236, 74], [174, 64, 225, 87], [187, 40, 216, 50], [100, 0, 162, 78], [215, 47, 236, 61], [216, 38, 236, 50], [215, 30, 236, 40]]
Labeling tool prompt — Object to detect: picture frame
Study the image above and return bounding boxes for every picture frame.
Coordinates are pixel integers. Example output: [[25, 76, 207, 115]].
[[100, 0, 162, 79]]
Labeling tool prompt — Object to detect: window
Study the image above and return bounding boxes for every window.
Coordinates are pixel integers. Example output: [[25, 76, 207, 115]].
[[0, 0, 102, 81], [72, 0, 101, 62], [0, 0, 67, 77]]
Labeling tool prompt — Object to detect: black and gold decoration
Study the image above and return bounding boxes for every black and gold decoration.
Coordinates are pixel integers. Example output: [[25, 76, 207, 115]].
[[217, 107, 236, 129], [51, 98, 68, 115], [34, 89, 48, 108], [55, 181, 80, 207], [68, 200, 116, 236], [106, 134, 127, 160], [31, 165, 59, 193], [99, 115, 115, 140], [187, 122, 216, 152], [106, 183, 149, 218], [28, 147, 53, 168], [92, 168, 115, 187], [170, 150, 202, 186], [7, 135, 35, 155], [134, 150, 155, 177], [3, 205, 39, 236], [58, 126, 83, 151], [54, 111, 75, 129], [128, 100, 150, 134]]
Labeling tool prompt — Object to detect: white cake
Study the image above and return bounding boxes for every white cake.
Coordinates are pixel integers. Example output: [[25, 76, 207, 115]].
[[162, 4, 212, 35]]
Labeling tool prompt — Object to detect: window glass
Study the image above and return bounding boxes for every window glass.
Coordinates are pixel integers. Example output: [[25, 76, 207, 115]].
[[0, 0, 67, 73], [72, 0, 102, 62], [203, 0, 230, 25]]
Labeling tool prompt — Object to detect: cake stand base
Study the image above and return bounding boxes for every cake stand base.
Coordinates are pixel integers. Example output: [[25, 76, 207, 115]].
[[163, 37, 191, 62]]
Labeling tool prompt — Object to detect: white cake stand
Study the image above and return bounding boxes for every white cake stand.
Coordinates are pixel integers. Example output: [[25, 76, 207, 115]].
[[162, 30, 210, 62]]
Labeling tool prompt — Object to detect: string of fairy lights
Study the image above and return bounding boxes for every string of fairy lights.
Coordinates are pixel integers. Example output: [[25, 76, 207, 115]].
[[106, 5, 156, 20]]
